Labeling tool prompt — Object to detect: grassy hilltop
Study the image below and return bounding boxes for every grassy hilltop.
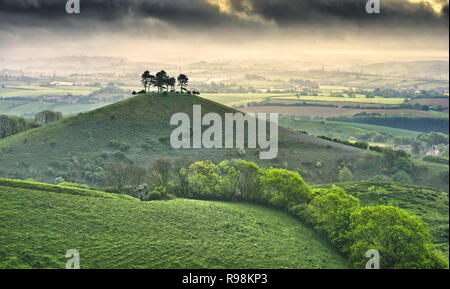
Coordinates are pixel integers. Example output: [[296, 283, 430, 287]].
[[0, 92, 447, 191], [0, 179, 349, 269], [0, 93, 363, 185]]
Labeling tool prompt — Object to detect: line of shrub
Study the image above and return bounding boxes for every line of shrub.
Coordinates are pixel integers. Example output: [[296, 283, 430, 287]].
[[128, 158, 447, 269], [317, 135, 369, 150], [422, 155, 449, 165]]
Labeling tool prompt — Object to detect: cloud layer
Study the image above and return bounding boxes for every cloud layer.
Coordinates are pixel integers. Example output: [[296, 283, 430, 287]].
[[0, 0, 447, 59], [0, 0, 447, 32]]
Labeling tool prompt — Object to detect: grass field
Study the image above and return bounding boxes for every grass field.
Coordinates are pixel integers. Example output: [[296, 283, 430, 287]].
[[201, 93, 281, 106], [275, 95, 408, 104], [278, 118, 422, 140], [241, 106, 440, 118], [0, 99, 113, 116], [0, 179, 349, 269], [0, 86, 97, 98]]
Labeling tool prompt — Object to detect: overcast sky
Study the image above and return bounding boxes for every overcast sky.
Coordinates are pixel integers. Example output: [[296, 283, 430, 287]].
[[0, 0, 448, 62]]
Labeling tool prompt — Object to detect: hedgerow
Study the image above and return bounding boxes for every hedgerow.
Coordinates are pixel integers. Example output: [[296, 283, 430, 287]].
[[143, 158, 448, 269]]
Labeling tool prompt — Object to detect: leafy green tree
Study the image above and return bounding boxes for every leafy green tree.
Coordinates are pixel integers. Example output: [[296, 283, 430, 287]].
[[141, 70, 152, 92], [411, 140, 424, 156], [218, 161, 241, 200], [186, 160, 223, 199], [260, 168, 311, 209], [107, 162, 146, 188], [172, 157, 193, 194], [145, 186, 167, 201], [177, 74, 189, 92], [392, 169, 413, 184], [392, 156, 414, 173], [223, 160, 262, 201], [155, 70, 168, 93], [0, 115, 38, 139], [167, 77, 176, 92], [307, 187, 360, 250], [338, 167, 353, 182], [34, 110, 63, 125], [349, 206, 446, 269], [148, 157, 172, 188]]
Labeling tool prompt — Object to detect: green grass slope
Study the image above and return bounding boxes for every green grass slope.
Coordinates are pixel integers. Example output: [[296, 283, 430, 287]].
[[279, 118, 422, 140], [0, 93, 362, 185], [317, 182, 449, 257], [0, 180, 349, 269]]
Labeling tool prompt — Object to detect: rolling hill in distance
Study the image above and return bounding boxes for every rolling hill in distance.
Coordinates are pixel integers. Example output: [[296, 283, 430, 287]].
[[0, 92, 448, 269], [0, 93, 363, 185], [0, 93, 447, 191]]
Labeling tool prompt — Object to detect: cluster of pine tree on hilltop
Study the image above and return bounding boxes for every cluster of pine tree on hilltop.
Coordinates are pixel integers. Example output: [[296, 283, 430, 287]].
[[132, 70, 200, 96]]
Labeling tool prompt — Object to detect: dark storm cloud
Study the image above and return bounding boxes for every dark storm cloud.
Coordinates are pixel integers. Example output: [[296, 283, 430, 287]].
[[228, 0, 448, 27], [0, 0, 448, 33], [0, 0, 239, 31]]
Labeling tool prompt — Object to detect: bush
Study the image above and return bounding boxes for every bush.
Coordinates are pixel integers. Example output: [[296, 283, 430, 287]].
[[368, 174, 392, 183], [148, 157, 172, 187], [107, 162, 146, 188], [186, 161, 223, 200], [260, 168, 312, 209], [134, 183, 149, 200], [338, 167, 353, 182], [109, 140, 130, 152], [349, 206, 446, 269], [223, 160, 262, 201], [58, 182, 90, 190], [306, 187, 360, 250], [392, 170, 413, 184], [422, 155, 449, 165], [145, 186, 166, 201]]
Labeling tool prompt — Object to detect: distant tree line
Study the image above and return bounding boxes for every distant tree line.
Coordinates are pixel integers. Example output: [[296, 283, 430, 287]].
[[133, 70, 197, 95], [349, 88, 448, 99], [34, 110, 63, 126], [327, 113, 449, 134], [342, 103, 446, 112], [0, 110, 63, 139], [0, 115, 38, 139], [240, 101, 338, 109], [317, 135, 370, 150]]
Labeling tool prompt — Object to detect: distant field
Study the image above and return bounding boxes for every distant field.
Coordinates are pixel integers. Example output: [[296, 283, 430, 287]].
[[0, 181, 349, 269], [409, 98, 449, 107], [0, 100, 113, 116], [279, 119, 422, 139], [201, 93, 289, 106], [275, 95, 408, 104], [203, 93, 407, 107], [241, 106, 440, 118], [0, 86, 97, 98]]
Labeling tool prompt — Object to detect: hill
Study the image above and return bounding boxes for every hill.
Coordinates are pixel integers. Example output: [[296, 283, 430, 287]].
[[348, 60, 449, 80], [316, 182, 449, 258], [0, 93, 362, 185], [0, 93, 447, 191], [0, 179, 349, 269], [278, 118, 422, 140]]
